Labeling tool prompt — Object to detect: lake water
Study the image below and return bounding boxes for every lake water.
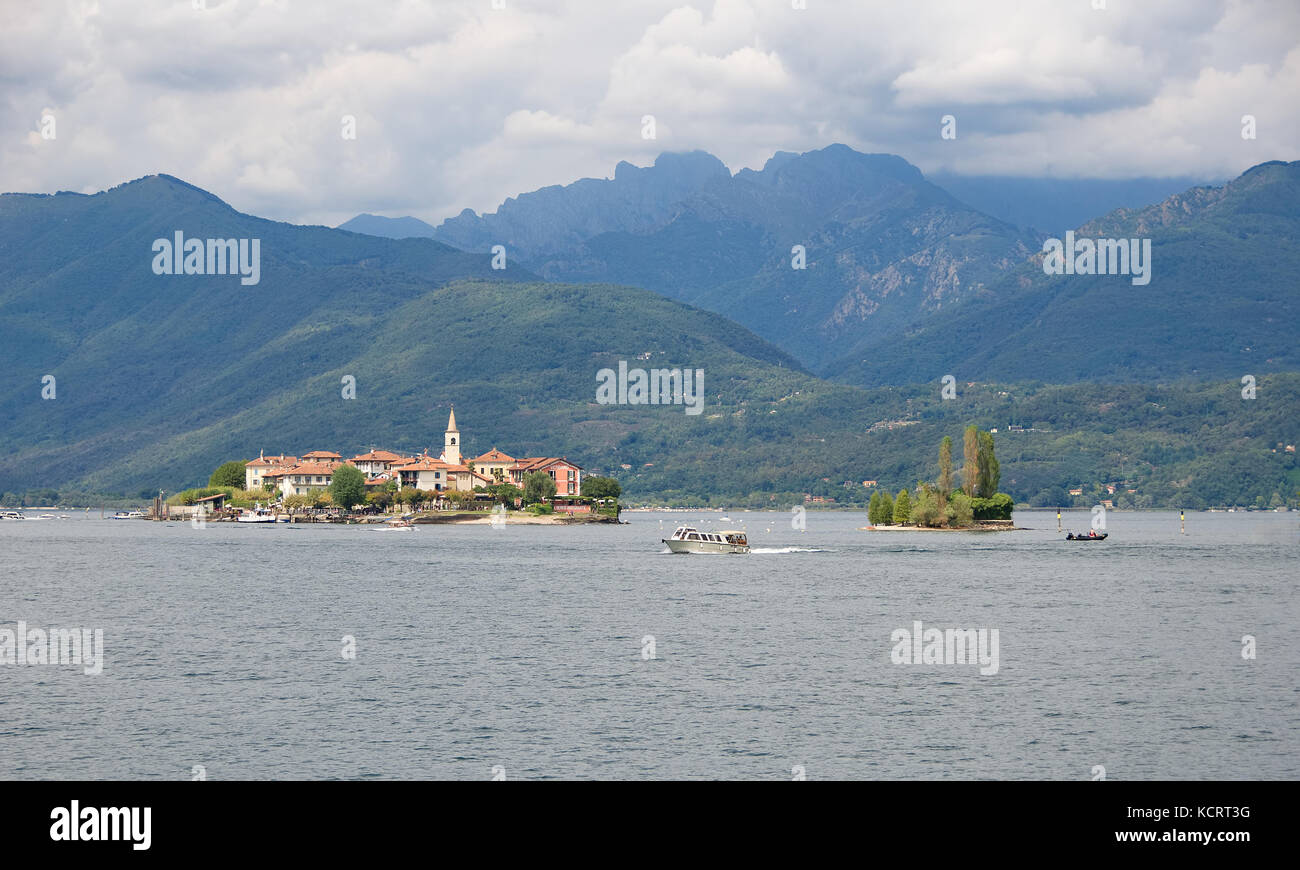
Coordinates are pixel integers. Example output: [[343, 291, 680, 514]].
[[1, 509, 1295, 780]]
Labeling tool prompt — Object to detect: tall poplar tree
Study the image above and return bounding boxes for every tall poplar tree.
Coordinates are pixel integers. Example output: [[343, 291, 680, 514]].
[[962, 425, 980, 496], [977, 430, 1001, 498], [938, 436, 954, 496]]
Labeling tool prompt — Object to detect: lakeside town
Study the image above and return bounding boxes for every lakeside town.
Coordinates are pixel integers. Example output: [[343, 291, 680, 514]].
[[156, 409, 622, 524]]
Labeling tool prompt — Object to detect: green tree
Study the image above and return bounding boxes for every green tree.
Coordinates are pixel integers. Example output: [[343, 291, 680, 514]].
[[398, 487, 420, 509], [946, 491, 974, 527], [893, 488, 912, 524], [868, 490, 882, 524], [209, 460, 247, 489], [976, 430, 1000, 499], [938, 436, 954, 496], [879, 490, 895, 524], [911, 487, 942, 527], [282, 494, 308, 515], [486, 483, 523, 507], [523, 471, 557, 505], [962, 425, 979, 496], [581, 476, 622, 499], [329, 464, 365, 510]]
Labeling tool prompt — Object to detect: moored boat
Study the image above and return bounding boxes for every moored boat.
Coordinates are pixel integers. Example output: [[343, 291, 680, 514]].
[[237, 507, 285, 523], [662, 526, 749, 554]]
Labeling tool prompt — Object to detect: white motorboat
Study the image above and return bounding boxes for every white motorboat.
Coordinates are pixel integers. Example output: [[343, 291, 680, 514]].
[[237, 507, 286, 523], [110, 511, 145, 520], [662, 526, 749, 554]]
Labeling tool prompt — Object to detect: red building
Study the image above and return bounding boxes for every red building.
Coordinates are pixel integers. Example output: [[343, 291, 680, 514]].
[[509, 457, 583, 496]]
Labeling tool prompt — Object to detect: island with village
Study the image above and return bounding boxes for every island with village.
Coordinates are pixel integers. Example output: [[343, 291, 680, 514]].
[[158, 408, 623, 525]]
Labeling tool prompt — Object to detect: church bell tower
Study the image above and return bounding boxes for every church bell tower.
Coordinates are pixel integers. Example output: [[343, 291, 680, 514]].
[[443, 406, 460, 466]]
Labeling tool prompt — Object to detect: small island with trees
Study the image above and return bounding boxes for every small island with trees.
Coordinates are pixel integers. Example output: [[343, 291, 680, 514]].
[[865, 426, 1017, 530]]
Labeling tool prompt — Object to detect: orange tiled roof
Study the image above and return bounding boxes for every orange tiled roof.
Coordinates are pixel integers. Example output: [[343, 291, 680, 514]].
[[282, 461, 340, 476], [246, 454, 297, 468], [513, 457, 584, 472], [471, 448, 515, 463], [397, 458, 453, 472], [351, 449, 407, 462]]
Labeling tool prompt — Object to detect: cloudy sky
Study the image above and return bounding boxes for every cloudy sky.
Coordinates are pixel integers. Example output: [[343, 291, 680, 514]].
[[4, 0, 1297, 226]]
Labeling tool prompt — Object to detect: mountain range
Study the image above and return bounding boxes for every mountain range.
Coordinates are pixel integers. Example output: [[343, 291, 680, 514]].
[[340, 147, 1299, 383], [2, 153, 1297, 506]]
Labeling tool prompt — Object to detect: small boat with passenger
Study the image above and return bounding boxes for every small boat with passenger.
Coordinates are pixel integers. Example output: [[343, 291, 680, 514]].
[[1066, 531, 1108, 541], [662, 526, 749, 554]]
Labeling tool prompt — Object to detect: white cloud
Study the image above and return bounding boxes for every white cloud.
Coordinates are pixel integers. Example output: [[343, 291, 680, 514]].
[[1, 0, 1296, 225]]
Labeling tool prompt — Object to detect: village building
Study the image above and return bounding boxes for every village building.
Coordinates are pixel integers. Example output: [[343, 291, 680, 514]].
[[350, 449, 407, 476], [244, 452, 298, 490], [509, 457, 583, 497], [470, 448, 516, 483], [393, 456, 450, 492], [276, 461, 339, 497]]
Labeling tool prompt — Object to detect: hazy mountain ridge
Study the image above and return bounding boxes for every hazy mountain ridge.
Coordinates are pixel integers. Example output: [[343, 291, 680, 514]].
[[408, 145, 1043, 370], [4, 171, 1295, 506], [826, 160, 1300, 385]]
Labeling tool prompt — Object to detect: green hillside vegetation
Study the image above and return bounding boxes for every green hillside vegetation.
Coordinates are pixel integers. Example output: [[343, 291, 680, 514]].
[[829, 161, 1300, 385], [1, 175, 1296, 511]]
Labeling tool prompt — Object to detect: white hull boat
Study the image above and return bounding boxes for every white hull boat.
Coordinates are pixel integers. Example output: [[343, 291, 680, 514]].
[[237, 508, 286, 523], [662, 526, 749, 554]]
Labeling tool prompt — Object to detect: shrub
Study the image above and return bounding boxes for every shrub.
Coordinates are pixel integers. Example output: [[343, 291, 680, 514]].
[[946, 491, 975, 527], [971, 493, 1014, 521], [911, 489, 943, 527]]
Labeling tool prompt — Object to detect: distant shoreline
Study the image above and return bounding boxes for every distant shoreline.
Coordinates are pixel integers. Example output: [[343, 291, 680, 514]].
[[860, 522, 1023, 532]]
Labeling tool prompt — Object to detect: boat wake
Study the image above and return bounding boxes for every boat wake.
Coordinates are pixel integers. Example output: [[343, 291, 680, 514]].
[[750, 546, 827, 554]]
